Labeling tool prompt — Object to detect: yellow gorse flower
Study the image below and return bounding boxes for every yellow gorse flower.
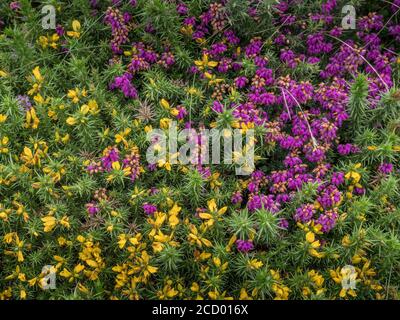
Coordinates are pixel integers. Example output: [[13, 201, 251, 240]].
[[194, 54, 218, 70], [115, 128, 132, 147], [67, 20, 81, 38], [38, 33, 59, 49], [330, 267, 358, 298], [67, 88, 87, 103], [41, 214, 70, 232], [0, 136, 9, 154], [305, 231, 325, 259], [204, 72, 224, 86], [188, 224, 212, 248], [199, 199, 227, 227], [0, 114, 7, 123], [0, 70, 8, 77]]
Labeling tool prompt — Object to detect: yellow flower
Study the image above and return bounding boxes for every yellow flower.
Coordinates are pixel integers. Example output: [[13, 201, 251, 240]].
[[239, 288, 253, 300], [194, 54, 218, 70], [204, 72, 224, 86], [41, 215, 57, 232], [115, 128, 131, 147], [248, 259, 263, 270], [32, 66, 43, 82], [25, 108, 40, 129], [330, 267, 358, 298], [188, 224, 212, 247], [34, 93, 49, 105], [157, 158, 172, 171], [0, 114, 7, 123], [209, 172, 222, 190], [190, 282, 200, 292], [272, 283, 290, 300], [168, 203, 181, 228], [160, 117, 172, 129], [0, 136, 9, 154], [306, 231, 315, 243], [67, 88, 86, 103], [67, 20, 81, 38], [60, 264, 85, 282], [342, 234, 351, 247], [140, 250, 158, 276], [66, 116, 77, 126], [199, 199, 227, 227], [160, 99, 170, 110], [305, 231, 325, 258], [208, 290, 233, 300], [87, 99, 99, 114]]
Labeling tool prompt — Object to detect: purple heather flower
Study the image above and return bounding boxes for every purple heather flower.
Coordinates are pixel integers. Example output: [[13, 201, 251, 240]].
[[321, 0, 337, 14], [177, 3, 188, 15], [143, 203, 157, 215], [56, 25, 65, 36], [295, 204, 315, 223], [176, 106, 188, 120], [10, 1, 21, 11], [109, 73, 138, 99], [86, 202, 100, 215], [337, 144, 354, 155], [279, 219, 289, 230], [104, 7, 130, 54], [379, 163, 394, 175], [315, 209, 338, 233], [122, 152, 141, 182], [235, 76, 248, 89], [307, 33, 333, 55], [224, 30, 240, 45], [231, 191, 243, 205], [89, 0, 98, 8], [16, 95, 32, 111], [101, 147, 120, 171], [236, 240, 254, 252], [247, 194, 280, 213], [145, 23, 155, 33], [211, 100, 223, 113], [331, 172, 345, 186]]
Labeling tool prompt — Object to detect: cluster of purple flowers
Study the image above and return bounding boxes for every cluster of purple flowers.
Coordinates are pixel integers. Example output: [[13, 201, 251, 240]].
[[109, 73, 138, 99], [104, 7, 131, 55], [87, 147, 141, 182], [143, 203, 157, 215], [236, 239, 254, 252]]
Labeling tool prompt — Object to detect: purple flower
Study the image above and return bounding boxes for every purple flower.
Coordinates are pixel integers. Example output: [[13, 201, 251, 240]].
[[331, 172, 345, 186], [56, 25, 65, 36], [10, 1, 21, 11], [295, 204, 315, 223], [143, 203, 157, 215], [315, 209, 338, 233], [236, 239, 254, 252], [17, 95, 32, 111], [86, 202, 100, 215], [177, 3, 188, 15], [109, 73, 138, 99], [122, 152, 141, 182], [231, 191, 243, 205], [279, 219, 289, 230], [379, 163, 394, 175], [101, 147, 120, 171]]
